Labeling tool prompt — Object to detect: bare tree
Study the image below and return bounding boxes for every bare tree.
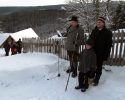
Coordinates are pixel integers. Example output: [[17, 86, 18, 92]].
[[65, 0, 116, 32]]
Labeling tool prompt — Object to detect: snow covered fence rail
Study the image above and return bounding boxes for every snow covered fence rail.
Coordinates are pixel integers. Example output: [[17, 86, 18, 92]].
[[22, 31, 125, 66]]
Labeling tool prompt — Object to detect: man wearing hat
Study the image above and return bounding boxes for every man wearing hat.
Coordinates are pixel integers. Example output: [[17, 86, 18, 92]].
[[63, 16, 85, 78], [88, 17, 112, 86]]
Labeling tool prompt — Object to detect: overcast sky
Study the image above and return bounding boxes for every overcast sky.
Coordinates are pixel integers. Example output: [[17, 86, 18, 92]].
[[0, 0, 66, 6], [0, 0, 124, 6]]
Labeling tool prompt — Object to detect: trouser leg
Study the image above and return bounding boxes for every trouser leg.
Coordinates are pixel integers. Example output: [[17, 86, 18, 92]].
[[75, 72, 84, 89], [78, 72, 84, 87], [72, 52, 78, 77], [94, 56, 103, 84], [81, 73, 89, 92], [67, 51, 78, 73], [5, 51, 9, 56], [84, 73, 89, 89], [67, 51, 74, 72]]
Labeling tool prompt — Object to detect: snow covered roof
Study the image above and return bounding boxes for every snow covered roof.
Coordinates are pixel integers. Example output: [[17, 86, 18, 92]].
[[10, 28, 38, 41], [0, 33, 10, 46]]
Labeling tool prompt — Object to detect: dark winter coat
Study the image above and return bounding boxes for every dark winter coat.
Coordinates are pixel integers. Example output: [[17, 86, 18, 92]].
[[78, 48, 96, 73], [16, 40, 22, 49], [3, 41, 11, 52], [11, 42, 17, 55], [88, 27, 112, 61], [63, 25, 84, 52], [16, 40, 23, 53]]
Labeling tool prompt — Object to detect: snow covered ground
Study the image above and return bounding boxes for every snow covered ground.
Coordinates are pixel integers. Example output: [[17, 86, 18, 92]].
[[0, 49, 125, 100], [0, 48, 6, 57]]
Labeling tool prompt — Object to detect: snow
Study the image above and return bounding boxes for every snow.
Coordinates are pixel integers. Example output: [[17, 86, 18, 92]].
[[50, 35, 66, 40], [10, 28, 38, 41], [50, 30, 66, 40], [0, 0, 65, 6], [113, 29, 125, 33], [0, 53, 60, 71], [0, 48, 6, 57], [61, 6, 66, 10], [0, 33, 10, 46], [0, 49, 125, 100]]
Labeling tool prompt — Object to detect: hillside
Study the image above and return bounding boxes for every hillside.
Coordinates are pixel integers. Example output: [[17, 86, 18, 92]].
[[0, 5, 66, 15]]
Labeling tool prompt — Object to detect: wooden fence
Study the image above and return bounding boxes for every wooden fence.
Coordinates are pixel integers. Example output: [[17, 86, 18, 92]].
[[22, 31, 125, 66]]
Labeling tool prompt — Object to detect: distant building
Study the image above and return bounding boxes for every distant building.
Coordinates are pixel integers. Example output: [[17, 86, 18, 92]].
[[0, 28, 38, 48]]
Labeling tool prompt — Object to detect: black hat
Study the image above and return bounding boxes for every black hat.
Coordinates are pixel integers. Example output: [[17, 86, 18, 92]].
[[69, 16, 78, 22], [86, 39, 94, 46], [97, 17, 105, 23]]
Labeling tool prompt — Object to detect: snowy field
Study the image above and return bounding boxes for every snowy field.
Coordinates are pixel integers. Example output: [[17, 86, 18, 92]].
[[0, 49, 125, 100]]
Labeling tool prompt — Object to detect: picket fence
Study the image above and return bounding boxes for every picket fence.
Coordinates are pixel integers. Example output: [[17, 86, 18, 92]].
[[22, 31, 125, 66]]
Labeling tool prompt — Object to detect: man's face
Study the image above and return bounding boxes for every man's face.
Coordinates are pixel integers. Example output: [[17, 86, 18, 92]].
[[69, 21, 78, 27], [86, 44, 92, 49], [96, 20, 105, 29]]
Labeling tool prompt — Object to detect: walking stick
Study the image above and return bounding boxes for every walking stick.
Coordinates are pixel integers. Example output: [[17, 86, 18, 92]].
[[65, 33, 79, 92], [57, 42, 60, 77], [65, 68, 71, 91]]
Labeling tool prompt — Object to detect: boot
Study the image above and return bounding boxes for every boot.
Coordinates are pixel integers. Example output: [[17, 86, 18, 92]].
[[66, 68, 73, 73], [75, 85, 82, 90], [81, 75, 89, 92], [72, 72, 77, 78], [81, 84, 89, 92], [71, 60, 78, 77], [81, 87, 86, 92], [66, 65, 74, 73]]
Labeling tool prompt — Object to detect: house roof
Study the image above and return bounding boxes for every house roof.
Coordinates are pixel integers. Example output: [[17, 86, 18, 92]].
[[0, 28, 38, 47], [0, 33, 10, 46], [10, 28, 38, 41]]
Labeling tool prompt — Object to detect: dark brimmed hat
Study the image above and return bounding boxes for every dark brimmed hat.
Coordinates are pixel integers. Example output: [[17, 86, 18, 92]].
[[97, 17, 105, 23], [69, 16, 78, 22]]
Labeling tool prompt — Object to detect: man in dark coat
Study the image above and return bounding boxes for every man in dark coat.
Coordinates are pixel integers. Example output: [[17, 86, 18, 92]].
[[3, 40, 11, 56], [75, 39, 96, 92], [88, 17, 112, 86], [16, 39, 22, 54], [63, 16, 85, 77]]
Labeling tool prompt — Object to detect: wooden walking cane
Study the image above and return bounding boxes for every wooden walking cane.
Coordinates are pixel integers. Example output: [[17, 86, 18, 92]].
[[65, 33, 79, 92]]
